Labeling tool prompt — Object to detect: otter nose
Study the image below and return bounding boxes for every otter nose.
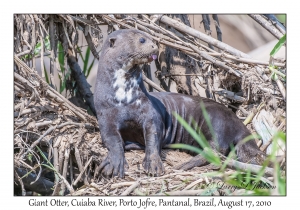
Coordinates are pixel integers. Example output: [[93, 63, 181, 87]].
[[152, 44, 158, 51]]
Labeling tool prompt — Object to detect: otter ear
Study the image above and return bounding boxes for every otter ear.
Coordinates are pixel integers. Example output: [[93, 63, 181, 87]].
[[109, 38, 116, 47]]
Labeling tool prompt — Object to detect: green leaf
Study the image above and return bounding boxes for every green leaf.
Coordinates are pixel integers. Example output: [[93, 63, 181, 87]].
[[86, 57, 95, 78], [168, 143, 203, 154], [44, 36, 50, 51], [83, 47, 91, 76], [276, 162, 286, 195], [43, 63, 49, 84], [169, 143, 221, 166], [60, 79, 66, 93], [27, 153, 33, 162], [77, 46, 84, 61], [34, 42, 42, 55], [173, 113, 209, 149], [57, 42, 65, 74], [36, 146, 54, 169], [200, 102, 216, 143], [270, 34, 286, 57], [276, 15, 286, 25]]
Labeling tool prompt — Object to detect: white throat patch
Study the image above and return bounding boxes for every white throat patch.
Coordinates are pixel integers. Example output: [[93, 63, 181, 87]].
[[113, 69, 141, 104]]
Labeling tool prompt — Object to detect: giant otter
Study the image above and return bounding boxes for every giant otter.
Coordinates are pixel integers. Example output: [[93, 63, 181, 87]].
[[94, 29, 265, 178]]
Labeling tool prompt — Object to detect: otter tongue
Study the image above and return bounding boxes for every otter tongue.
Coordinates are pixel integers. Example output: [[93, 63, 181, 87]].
[[152, 54, 157, 60]]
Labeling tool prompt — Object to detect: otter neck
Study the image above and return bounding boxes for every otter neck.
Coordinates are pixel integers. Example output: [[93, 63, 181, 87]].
[[112, 65, 148, 105]]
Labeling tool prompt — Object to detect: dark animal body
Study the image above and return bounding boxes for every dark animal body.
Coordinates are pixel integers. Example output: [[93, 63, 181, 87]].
[[94, 29, 265, 178]]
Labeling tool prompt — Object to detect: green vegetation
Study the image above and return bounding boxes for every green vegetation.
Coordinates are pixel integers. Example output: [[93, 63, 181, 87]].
[[29, 38, 96, 94], [170, 102, 286, 195]]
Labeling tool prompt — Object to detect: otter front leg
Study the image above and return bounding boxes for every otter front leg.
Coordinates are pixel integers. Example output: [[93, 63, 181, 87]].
[[142, 120, 165, 176], [98, 120, 127, 178]]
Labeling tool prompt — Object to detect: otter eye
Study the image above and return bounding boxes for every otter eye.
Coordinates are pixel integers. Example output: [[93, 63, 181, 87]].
[[139, 37, 145, 43]]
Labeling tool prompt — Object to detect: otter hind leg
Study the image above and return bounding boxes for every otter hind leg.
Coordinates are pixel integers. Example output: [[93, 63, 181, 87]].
[[174, 154, 209, 171]]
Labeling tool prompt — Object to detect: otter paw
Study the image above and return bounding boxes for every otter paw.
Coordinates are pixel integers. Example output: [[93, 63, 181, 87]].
[[99, 152, 127, 178], [142, 153, 165, 176]]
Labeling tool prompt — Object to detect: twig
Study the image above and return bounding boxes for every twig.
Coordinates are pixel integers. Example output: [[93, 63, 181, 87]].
[[36, 121, 53, 128], [243, 102, 265, 125], [110, 179, 172, 190], [142, 74, 166, 92], [121, 180, 141, 195], [39, 34, 45, 78], [70, 15, 104, 32], [49, 15, 55, 87], [58, 139, 66, 173], [159, 189, 205, 196], [262, 14, 286, 34], [62, 20, 76, 56], [37, 145, 74, 194], [57, 122, 95, 129], [258, 86, 280, 95], [15, 168, 54, 195], [29, 15, 36, 70], [226, 159, 274, 177], [248, 14, 284, 40], [268, 67, 286, 78], [188, 44, 243, 77], [20, 125, 56, 159], [14, 54, 95, 123], [61, 147, 70, 193], [163, 73, 204, 77], [73, 156, 93, 186], [56, 171, 75, 194], [15, 159, 34, 170], [275, 78, 286, 101], [16, 39, 32, 57], [107, 15, 120, 30], [14, 170, 26, 196], [183, 178, 204, 190], [84, 25, 99, 60], [53, 136, 61, 192], [46, 89, 87, 121], [212, 14, 222, 42], [159, 15, 250, 58], [213, 88, 246, 102], [261, 121, 285, 152], [14, 72, 40, 102], [89, 182, 111, 193], [30, 125, 56, 149], [208, 52, 285, 67], [202, 15, 214, 50], [14, 106, 50, 118]]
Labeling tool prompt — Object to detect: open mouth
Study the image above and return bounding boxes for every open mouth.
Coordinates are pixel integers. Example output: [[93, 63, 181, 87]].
[[147, 54, 158, 63], [133, 54, 158, 64], [123, 54, 158, 70]]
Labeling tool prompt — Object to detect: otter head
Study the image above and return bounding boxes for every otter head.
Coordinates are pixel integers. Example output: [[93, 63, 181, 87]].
[[99, 29, 158, 104], [102, 29, 159, 71]]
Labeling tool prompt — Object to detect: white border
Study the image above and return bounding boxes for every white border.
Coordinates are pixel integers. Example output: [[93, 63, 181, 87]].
[[3, 1, 297, 209]]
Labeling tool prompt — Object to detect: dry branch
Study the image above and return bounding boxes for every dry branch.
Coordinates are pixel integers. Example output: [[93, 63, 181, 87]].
[[159, 15, 250, 58], [249, 14, 284, 40], [159, 189, 205, 196], [73, 156, 93, 186], [142, 75, 166, 92], [121, 180, 141, 195]]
